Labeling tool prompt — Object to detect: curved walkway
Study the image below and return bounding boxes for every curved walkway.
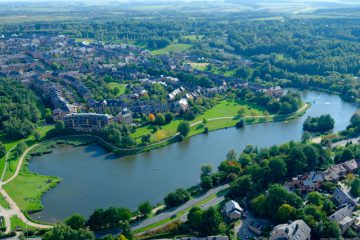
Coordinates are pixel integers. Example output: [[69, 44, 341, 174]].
[[0, 144, 52, 233], [0, 103, 309, 233]]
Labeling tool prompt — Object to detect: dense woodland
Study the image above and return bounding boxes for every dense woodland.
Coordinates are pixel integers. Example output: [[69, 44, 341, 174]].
[[0, 78, 42, 139]]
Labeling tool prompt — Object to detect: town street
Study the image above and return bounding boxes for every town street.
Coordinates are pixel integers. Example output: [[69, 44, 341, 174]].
[[131, 184, 229, 235]]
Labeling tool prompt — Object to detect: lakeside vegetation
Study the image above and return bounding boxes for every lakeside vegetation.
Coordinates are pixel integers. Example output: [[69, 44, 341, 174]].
[[2, 2, 360, 239]]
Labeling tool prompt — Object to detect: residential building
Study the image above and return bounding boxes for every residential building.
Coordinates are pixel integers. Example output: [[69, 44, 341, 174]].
[[288, 171, 324, 193], [333, 188, 357, 205], [328, 204, 355, 233], [343, 159, 359, 173], [117, 108, 133, 124], [323, 163, 348, 182], [270, 220, 311, 240], [222, 200, 244, 220], [64, 113, 114, 132]]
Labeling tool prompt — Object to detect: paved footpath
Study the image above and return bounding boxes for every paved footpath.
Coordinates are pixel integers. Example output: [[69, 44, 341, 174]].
[[0, 144, 52, 233]]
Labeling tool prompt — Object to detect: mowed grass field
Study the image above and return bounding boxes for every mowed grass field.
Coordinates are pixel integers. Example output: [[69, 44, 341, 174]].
[[0, 125, 54, 182], [10, 216, 36, 231], [106, 82, 127, 97], [151, 43, 192, 55], [131, 100, 268, 144], [4, 166, 60, 213]]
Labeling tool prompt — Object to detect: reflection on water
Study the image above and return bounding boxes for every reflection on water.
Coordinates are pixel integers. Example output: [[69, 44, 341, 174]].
[[29, 90, 358, 222]]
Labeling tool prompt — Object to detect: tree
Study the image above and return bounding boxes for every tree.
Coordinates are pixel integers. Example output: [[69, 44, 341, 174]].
[[322, 199, 335, 215], [303, 115, 334, 133], [164, 188, 190, 208], [235, 119, 245, 128], [148, 113, 156, 123], [165, 113, 173, 123], [177, 121, 190, 137], [200, 207, 224, 236], [276, 204, 295, 222], [141, 134, 151, 145], [65, 214, 86, 230], [307, 192, 322, 206], [34, 130, 41, 141], [349, 111, 360, 129], [320, 221, 341, 238], [201, 164, 213, 176], [200, 176, 213, 191], [118, 235, 128, 240], [239, 153, 252, 166], [138, 201, 152, 217], [55, 121, 65, 132], [14, 142, 27, 159], [339, 148, 355, 163], [188, 207, 202, 231], [0, 141, 6, 159], [350, 178, 360, 197], [43, 224, 94, 240], [250, 194, 266, 216], [228, 175, 254, 198], [301, 131, 311, 142], [226, 149, 237, 161], [155, 113, 165, 125], [268, 157, 287, 182]]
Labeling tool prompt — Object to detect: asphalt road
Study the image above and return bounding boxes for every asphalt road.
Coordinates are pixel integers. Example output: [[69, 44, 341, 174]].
[[131, 184, 229, 234]]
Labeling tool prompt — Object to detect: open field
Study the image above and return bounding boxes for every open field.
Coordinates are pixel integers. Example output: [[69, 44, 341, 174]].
[[1, 125, 54, 182], [4, 165, 60, 213], [106, 82, 127, 97], [10, 216, 36, 231], [131, 100, 268, 144], [151, 43, 192, 55]]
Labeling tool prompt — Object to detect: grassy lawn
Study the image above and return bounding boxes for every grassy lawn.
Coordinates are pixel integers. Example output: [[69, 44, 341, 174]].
[[10, 216, 36, 231], [75, 38, 96, 43], [182, 35, 204, 42], [151, 43, 192, 55], [1, 125, 55, 182], [0, 194, 10, 209], [131, 100, 269, 144], [187, 62, 209, 71], [4, 166, 60, 213], [106, 82, 127, 97]]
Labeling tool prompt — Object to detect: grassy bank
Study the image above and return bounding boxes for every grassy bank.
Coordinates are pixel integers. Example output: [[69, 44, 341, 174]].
[[3, 156, 60, 213], [0, 125, 55, 182], [10, 216, 36, 231], [131, 100, 268, 144]]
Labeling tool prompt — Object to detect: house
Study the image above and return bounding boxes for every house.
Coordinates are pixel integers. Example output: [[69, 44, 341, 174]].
[[342, 159, 359, 173], [168, 88, 183, 100], [289, 171, 324, 193], [117, 108, 133, 124], [64, 113, 114, 132], [333, 188, 357, 205], [222, 200, 244, 220], [270, 220, 311, 240], [178, 98, 189, 111], [323, 163, 347, 182], [328, 204, 355, 233], [263, 86, 284, 98]]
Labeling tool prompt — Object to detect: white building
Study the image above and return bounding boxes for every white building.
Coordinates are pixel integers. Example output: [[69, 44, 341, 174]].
[[270, 220, 311, 240], [222, 200, 243, 220]]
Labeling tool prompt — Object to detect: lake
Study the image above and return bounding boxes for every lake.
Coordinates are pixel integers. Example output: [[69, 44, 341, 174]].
[[29, 90, 358, 222]]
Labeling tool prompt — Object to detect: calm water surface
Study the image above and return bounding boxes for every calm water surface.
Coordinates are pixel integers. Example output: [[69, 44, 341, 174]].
[[29, 90, 358, 222]]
